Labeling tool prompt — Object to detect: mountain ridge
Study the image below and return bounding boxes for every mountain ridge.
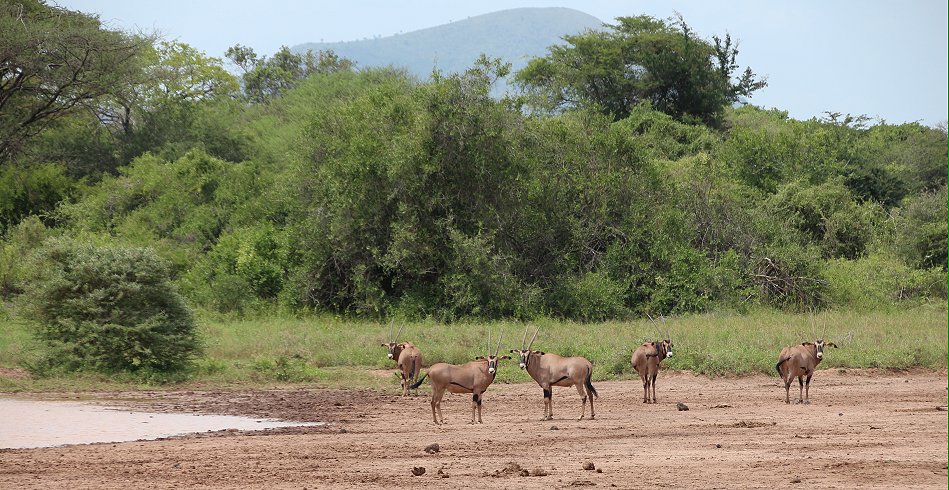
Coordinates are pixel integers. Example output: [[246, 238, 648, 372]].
[[292, 7, 604, 83]]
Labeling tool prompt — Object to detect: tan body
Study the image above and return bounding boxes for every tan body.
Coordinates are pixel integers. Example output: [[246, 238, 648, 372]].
[[393, 342, 422, 396], [413, 357, 507, 424], [775, 340, 837, 404], [382, 335, 423, 397], [631, 340, 672, 403], [517, 351, 597, 421]]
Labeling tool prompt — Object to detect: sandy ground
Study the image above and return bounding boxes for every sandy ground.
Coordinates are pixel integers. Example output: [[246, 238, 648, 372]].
[[0, 369, 946, 489]]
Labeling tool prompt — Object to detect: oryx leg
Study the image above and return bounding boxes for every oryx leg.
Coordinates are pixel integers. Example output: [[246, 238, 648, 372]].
[[471, 392, 484, 424], [804, 373, 813, 404], [587, 386, 595, 420], [783, 375, 792, 404], [543, 387, 553, 420], [400, 371, 408, 397], [431, 386, 446, 424], [640, 374, 649, 403], [575, 382, 587, 421], [651, 373, 658, 403], [796, 376, 804, 404]]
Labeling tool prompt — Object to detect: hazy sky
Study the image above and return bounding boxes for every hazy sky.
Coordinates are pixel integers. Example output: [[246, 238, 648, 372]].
[[55, 1, 948, 127]]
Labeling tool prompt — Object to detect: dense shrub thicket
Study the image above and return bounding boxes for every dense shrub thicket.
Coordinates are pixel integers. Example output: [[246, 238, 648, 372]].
[[21, 238, 201, 374], [1, 5, 946, 336]]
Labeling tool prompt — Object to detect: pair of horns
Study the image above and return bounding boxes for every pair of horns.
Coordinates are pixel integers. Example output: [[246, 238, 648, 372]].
[[521, 325, 540, 350], [646, 313, 671, 340], [387, 321, 404, 343], [487, 330, 503, 357]]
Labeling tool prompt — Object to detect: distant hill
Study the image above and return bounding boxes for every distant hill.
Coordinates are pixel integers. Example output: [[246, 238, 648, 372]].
[[292, 7, 603, 88]]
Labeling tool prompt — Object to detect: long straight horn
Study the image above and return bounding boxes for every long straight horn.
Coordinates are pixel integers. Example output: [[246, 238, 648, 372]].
[[660, 314, 670, 340], [527, 327, 540, 350], [495, 332, 503, 357], [394, 323, 404, 343], [387, 321, 393, 342], [487, 331, 491, 356], [521, 325, 530, 350], [646, 313, 663, 338]]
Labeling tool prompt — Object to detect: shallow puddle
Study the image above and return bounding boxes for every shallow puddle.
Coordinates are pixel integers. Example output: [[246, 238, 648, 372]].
[[0, 397, 322, 449]]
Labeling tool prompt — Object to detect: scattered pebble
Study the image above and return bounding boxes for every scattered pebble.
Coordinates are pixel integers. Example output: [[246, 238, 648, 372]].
[[582, 462, 595, 470], [791, 477, 802, 483], [411, 466, 426, 476], [424, 443, 440, 454], [715, 444, 722, 448], [676, 402, 689, 411], [530, 468, 549, 477], [550, 425, 559, 430], [711, 404, 732, 409]]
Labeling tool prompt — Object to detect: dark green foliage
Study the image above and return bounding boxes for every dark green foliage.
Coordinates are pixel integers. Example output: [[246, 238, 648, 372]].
[[3, 13, 945, 323], [0, 162, 74, 233], [0, 0, 151, 159], [22, 238, 200, 374], [894, 186, 948, 271], [516, 14, 766, 127]]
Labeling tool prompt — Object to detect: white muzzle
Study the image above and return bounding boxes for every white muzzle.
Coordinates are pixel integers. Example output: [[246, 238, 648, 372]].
[[488, 367, 496, 374], [387, 354, 393, 359], [666, 351, 673, 358]]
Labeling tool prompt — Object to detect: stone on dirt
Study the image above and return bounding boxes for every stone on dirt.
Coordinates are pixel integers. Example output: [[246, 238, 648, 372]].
[[424, 443, 440, 454], [676, 402, 689, 411], [411, 466, 425, 476], [582, 462, 595, 470]]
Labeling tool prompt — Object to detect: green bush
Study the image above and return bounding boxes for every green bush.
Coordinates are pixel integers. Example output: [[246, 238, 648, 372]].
[[825, 254, 947, 308], [21, 238, 201, 374], [553, 271, 628, 322]]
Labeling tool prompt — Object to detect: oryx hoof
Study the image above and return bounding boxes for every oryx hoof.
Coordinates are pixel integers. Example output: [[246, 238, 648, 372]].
[[803, 400, 810, 405], [795, 399, 803, 405]]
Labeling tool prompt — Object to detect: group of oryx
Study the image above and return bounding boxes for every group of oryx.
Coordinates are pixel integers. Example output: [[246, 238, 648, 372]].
[[381, 319, 838, 425]]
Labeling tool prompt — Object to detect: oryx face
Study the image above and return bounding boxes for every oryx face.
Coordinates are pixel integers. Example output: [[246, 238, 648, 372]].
[[383, 342, 399, 359], [814, 339, 825, 359], [658, 339, 673, 358], [510, 349, 533, 369], [479, 355, 511, 375]]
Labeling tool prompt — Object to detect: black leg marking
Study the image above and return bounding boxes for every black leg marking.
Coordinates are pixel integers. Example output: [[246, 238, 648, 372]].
[[543, 389, 552, 398]]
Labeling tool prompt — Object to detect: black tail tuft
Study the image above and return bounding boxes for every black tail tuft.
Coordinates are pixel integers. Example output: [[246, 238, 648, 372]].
[[585, 367, 598, 399], [775, 357, 789, 375], [409, 371, 428, 389]]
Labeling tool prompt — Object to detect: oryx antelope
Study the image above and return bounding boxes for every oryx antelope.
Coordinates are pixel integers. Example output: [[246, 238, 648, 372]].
[[775, 338, 838, 404], [631, 315, 673, 404], [510, 327, 598, 421], [410, 332, 510, 424], [380, 323, 422, 397]]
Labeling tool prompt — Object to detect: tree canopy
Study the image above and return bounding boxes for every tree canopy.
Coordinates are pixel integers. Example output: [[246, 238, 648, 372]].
[[0, 0, 151, 159], [515, 15, 767, 127]]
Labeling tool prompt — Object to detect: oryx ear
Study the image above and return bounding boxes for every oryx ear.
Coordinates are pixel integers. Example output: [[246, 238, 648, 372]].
[[474, 356, 486, 361], [537, 351, 545, 355], [500, 355, 511, 360], [381, 343, 387, 347], [509, 349, 516, 353], [826, 342, 838, 348], [802, 342, 814, 346]]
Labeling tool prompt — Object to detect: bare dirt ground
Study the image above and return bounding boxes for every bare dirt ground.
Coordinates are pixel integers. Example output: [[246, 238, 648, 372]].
[[1, 369, 946, 489]]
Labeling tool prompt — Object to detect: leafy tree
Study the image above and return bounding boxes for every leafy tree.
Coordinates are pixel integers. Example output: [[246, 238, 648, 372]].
[[226, 45, 355, 103], [893, 186, 948, 271], [0, 0, 151, 160], [0, 161, 74, 233], [22, 238, 200, 374], [515, 14, 766, 126]]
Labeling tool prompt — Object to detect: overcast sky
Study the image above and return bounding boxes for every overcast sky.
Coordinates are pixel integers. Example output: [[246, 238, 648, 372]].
[[55, 0, 948, 127]]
